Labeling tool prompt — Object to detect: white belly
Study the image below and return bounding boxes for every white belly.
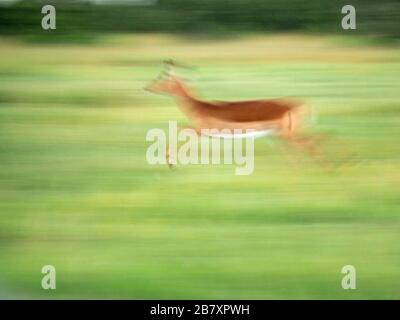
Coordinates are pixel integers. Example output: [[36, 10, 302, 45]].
[[203, 128, 276, 139]]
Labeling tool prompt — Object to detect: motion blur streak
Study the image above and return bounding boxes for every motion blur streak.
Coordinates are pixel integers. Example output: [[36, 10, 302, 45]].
[[0, 1, 399, 299]]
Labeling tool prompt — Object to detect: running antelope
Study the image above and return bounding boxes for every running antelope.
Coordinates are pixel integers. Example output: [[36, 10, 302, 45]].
[[145, 60, 317, 166]]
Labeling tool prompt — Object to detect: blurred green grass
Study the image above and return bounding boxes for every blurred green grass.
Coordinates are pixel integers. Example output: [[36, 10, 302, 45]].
[[0, 34, 400, 299]]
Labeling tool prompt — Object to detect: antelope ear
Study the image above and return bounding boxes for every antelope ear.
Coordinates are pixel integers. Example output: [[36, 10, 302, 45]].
[[163, 59, 174, 67], [163, 59, 175, 75]]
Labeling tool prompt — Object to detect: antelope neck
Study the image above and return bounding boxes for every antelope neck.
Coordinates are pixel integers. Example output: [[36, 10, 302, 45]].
[[172, 81, 197, 105]]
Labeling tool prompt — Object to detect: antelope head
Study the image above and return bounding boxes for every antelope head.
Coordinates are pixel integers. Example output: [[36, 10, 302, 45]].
[[145, 60, 190, 97]]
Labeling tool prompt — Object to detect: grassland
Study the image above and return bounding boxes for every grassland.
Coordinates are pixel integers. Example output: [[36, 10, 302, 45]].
[[0, 34, 399, 299]]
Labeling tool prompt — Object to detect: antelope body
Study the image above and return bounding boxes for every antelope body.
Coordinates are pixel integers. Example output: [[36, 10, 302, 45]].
[[145, 61, 302, 140]]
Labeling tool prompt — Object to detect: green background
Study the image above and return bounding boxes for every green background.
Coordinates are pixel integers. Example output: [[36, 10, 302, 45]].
[[0, 1, 399, 299]]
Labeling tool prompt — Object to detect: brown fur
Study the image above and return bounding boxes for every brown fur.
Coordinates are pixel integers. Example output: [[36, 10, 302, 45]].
[[146, 75, 302, 138], [145, 70, 329, 168]]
